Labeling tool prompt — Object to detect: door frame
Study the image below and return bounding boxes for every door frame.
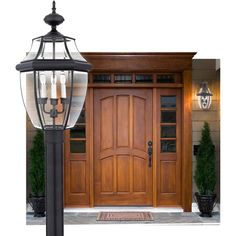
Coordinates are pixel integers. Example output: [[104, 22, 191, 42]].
[[65, 52, 195, 211]]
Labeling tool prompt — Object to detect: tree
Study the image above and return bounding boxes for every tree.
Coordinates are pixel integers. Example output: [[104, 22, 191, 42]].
[[28, 130, 45, 197], [194, 122, 216, 195]]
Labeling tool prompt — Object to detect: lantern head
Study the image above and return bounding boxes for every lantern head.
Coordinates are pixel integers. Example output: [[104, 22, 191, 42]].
[[16, 1, 91, 130], [197, 82, 213, 110]]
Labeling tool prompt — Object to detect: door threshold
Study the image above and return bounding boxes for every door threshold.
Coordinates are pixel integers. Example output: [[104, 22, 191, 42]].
[[64, 206, 184, 213]]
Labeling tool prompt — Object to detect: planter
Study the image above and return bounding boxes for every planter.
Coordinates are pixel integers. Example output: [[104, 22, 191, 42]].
[[195, 192, 216, 217], [29, 196, 45, 217]]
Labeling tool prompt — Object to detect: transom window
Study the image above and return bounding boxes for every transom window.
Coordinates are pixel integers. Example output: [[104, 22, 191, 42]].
[[91, 73, 181, 84]]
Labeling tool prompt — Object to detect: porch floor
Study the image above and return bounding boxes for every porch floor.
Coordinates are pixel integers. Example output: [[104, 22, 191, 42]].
[[26, 204, 220, 225]]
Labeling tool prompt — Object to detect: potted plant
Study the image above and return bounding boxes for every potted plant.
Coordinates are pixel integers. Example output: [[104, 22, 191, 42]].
[[194, 122, 217, 217], [28, 130, 45, 217]]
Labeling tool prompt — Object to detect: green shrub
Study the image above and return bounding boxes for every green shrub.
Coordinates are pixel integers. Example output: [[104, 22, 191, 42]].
[[28, 130, 45, 197], [194, 122, 216, 195]]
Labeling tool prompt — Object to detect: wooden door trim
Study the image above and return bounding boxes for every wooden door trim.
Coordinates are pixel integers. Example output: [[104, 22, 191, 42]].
[[152, 88, 157, 207], [182, 70, 192, 212], [64, 129, 70, 206], [82, 52, 196, 72], [88, 88, 94, 207], [88, 83, 183, 88]]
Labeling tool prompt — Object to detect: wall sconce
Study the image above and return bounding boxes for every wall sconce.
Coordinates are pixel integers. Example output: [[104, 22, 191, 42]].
[[197, 82, 213, 110]]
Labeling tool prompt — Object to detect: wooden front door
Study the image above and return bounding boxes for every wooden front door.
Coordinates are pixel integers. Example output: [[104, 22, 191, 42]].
[[64, 53, 194, 210], [94, 89, 153, 205]]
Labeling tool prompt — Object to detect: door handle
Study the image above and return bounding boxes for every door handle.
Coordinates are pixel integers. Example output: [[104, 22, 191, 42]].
[[147, 141, 153, 167]]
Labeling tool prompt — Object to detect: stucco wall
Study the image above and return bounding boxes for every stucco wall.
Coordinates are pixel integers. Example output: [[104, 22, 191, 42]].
[[192, 59, 220, 202]]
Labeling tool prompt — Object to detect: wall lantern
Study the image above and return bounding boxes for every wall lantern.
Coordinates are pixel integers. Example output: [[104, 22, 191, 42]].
[[16, 2, 91, 236], [197, 82, 213, 110]]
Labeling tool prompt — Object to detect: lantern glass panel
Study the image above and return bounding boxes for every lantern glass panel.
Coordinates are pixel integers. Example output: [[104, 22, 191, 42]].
[[36, 39, 70, 60], [67, 71, 88, 129], [24, 37, 42, 61], [23, 37, 86, 61], [35, 70, 73, 129], [65, 39, 86, 61], [20, 70, 88, 130], [20, 71, 42, 129], [197, 85, 212, 110]]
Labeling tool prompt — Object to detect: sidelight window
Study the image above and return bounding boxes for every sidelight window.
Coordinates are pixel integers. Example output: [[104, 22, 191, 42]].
[[160, 95, 177, 153], [70, 105, 86, 153]]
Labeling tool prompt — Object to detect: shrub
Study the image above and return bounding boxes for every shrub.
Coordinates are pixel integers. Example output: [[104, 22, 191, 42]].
[[194, 122, 216, 195], [28, 130, 45, 197]]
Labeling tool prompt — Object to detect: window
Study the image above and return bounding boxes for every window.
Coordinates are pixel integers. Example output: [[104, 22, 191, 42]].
[[161, 96, 176, 108], [70, 140, 86, 153], [161, 126, 176, 138], [70, 105, 86, 153], [161, 140, 176, 153], [157, 74, 175, 83], [135, 74, 153, 83], [114, 74, 132, 83], [93, 74, 111, 83], [92, 73, 181, 84], [160, 96, 177, 153]]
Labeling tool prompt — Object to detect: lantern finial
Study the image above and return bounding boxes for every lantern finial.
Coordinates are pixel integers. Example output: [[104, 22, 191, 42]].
[[44, 1, 64, 31], [52, 1, 56, 13]]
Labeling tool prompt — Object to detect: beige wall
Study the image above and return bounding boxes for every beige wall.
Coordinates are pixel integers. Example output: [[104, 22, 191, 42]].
[[192, 59, 220, 201]]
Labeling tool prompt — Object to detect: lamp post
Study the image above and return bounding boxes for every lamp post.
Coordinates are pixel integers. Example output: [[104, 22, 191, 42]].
[[16, 2, 91, 236]]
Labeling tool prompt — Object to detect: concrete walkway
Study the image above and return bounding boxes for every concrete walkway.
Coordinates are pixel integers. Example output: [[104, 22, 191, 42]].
[[26, 206, 220, 225]]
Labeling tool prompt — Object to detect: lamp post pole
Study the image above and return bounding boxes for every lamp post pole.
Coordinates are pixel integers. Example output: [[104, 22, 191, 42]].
[[45, 130, 64, 236]]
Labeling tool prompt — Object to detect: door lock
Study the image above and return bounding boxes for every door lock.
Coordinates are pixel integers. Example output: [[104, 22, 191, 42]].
[[147, 141, 153, 167]]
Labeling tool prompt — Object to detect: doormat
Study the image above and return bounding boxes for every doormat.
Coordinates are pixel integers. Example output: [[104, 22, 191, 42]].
[[97, 212, 154, 221]]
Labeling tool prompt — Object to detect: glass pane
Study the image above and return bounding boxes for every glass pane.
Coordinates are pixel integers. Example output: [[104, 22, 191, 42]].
[[157, 74, 175, 83], [161, 96, 176, 108], [65, 38, 86, 61], [161, 140, 176, 152], [135, 74, 153, 83], [67, 71, 88, 129], [20, 72, 42, 129], [161, 111, 176, 123], [115, 74, 132, 83], [24, 38, 42, 61], [35, 70, 73, 129], [70, 125, 86, 138], [93, 74, 111, 83], [78, 109, 85, 123], [161, 126, 176, 138], [70, 140, 86, 153]]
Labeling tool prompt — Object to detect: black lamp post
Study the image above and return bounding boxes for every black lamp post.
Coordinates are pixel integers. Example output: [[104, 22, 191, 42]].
[[16, 1, 91, 236]]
